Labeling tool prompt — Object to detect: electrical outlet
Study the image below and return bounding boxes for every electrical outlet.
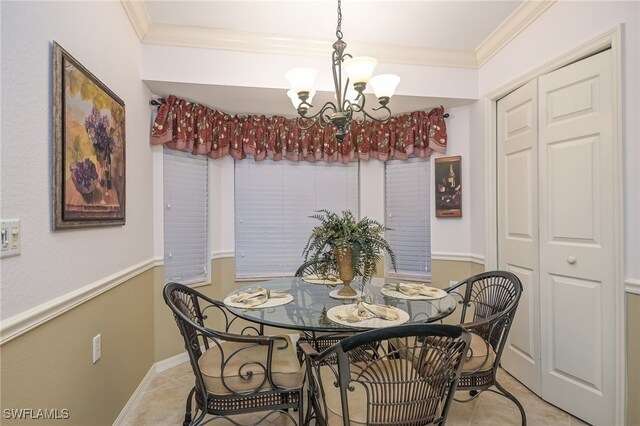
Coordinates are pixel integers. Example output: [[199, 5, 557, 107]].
[[449, 280, 458, 287], [92, 334, 101, 363]]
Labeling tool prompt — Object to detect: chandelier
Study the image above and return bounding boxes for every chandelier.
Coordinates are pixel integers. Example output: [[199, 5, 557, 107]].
[[285, 0, 400, 142]]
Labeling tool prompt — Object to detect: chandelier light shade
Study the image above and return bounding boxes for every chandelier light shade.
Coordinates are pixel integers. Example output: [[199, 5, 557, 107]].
[[287, 89, 316, 110], [285, 0, 400, 142], [343, 56, 377, 86], [369, 74, 401, 100], [285, 68, 318, 95]]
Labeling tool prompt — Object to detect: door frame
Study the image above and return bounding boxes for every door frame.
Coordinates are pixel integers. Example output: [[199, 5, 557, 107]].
[[483, 26, 625, 424]]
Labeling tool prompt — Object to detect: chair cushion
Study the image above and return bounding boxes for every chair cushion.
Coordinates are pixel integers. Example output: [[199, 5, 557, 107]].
[[391, 333, 495, 374], [318, 359, 437, 426], [461, 333, 495, 374], [198, 335, 303, 395]]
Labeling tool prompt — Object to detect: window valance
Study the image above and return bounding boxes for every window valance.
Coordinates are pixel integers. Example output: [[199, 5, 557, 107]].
[[151, 95, 447, 163]]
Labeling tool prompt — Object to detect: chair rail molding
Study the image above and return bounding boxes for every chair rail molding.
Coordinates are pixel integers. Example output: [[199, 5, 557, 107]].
[[211, 250, 234, 260], [626, 278, 640, 295], [431, 252, 485, 265], [0, 257, 162, 345]]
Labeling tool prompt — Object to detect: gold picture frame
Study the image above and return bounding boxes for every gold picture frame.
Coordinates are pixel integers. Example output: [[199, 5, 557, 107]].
[[53, 41, 125, 230]]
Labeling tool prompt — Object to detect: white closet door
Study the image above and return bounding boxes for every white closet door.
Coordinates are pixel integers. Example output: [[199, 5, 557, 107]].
[[538, 49, 615, 425], [497, 79, 542, 394]]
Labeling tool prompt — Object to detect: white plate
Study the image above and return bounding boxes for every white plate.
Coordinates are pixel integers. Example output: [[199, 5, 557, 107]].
[[302, 274, 343, 285], [223, 293, 293, 309], [327, 304, 409, 328], [381, 285, 448, 300]]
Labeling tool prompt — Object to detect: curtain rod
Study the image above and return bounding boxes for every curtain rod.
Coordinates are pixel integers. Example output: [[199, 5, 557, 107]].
[[149, 98, 449, 118]]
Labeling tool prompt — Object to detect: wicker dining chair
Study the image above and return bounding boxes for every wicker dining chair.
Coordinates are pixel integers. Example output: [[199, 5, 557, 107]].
[[299, 323, 471, 426], [163, 282, 305, 426], [446, 271, 526, 425]]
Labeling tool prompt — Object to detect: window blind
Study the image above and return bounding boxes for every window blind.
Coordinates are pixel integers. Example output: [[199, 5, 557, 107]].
[[385, 158, 431, 278], [235, 159, 359, 278], [163, 148, 209, 284]]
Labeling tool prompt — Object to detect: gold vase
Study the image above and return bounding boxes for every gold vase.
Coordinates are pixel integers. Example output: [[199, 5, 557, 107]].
[[334, 246, 357, 297]]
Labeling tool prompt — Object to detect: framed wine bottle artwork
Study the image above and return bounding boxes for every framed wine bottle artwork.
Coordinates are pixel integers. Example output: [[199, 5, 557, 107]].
[[52, 41, 126, 230], [435, 156, 462, 218]]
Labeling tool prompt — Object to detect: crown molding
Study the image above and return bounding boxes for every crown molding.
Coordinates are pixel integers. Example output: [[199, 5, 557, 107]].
[[475, 0, 556, 66], [121, 0, 553, 69], [142, 23, 478, 68], [120, 0, 152, 41]]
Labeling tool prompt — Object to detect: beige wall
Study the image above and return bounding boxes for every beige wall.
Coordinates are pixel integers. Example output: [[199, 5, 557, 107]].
[[431, 259, 485, 288], [0, 270, 154, 426], [628, 293, 640, 426], [155, 257, 265, 361]]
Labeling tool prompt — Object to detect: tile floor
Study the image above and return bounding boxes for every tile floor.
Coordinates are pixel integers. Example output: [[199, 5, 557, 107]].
[[124, 362, 588, 425]]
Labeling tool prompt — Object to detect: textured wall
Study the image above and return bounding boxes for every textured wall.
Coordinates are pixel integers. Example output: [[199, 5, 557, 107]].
[[0, 1, 154, 320]]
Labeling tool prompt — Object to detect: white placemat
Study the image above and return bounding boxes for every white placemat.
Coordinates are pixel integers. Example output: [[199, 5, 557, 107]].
[[302, 275, 343, 285], [223, 293, 293, 309], [381, 285, 448, 300], [327, 304, 409, 328], [329, 288, 364, 299]]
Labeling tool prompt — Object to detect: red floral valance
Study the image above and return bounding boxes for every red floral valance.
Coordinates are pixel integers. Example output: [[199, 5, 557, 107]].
[[151, 95, 447, 163]]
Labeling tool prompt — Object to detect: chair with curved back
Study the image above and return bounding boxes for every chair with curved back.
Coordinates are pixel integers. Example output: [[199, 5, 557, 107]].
[[163, 282, 304, 426], [300, 323, 471, 426], [446, 270, 526, 425], [294, 259, 337, 279]]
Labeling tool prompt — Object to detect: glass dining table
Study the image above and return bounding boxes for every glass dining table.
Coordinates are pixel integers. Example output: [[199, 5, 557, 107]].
[[224, 276, 457, 335]]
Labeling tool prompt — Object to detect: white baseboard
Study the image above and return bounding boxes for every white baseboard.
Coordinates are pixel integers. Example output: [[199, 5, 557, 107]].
[[113, 352, 190, 425], [112, 364, 156, 426], [155, 351, 190, 373]]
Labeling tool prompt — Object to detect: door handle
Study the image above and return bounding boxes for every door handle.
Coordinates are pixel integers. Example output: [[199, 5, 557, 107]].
[[567, 256, 577, 264]]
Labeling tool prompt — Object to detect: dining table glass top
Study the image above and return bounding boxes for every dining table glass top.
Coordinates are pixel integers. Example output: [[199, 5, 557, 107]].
[[224, 277, 457, 332]]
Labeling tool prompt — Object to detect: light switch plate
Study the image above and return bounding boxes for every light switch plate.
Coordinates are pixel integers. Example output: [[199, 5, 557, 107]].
[[0, 219, 20, 258]]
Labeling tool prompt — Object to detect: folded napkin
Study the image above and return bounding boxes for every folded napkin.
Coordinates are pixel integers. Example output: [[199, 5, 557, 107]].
[[383, 282, 443, 298], [304, 274, 340, 282], [229, 287, 288, 307], [334, 302, 399, 323]]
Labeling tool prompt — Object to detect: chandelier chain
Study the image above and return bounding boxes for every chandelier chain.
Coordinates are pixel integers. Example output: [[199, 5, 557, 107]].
[[336, 0, 343, 40], [287, 0, 398, 142]]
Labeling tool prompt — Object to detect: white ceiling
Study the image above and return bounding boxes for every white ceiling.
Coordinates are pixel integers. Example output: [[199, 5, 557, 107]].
[[144, 1, 523, 52], [136, 0, 526, 116]]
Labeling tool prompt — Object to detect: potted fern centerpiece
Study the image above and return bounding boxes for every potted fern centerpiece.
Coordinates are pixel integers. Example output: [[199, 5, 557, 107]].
[[302, 210, 397, 296]]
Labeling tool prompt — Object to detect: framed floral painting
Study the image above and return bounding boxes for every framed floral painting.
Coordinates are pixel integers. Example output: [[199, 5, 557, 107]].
[[53, 41, 125, 230]]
